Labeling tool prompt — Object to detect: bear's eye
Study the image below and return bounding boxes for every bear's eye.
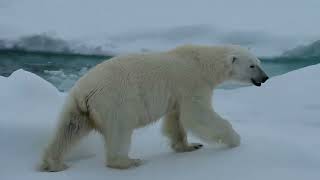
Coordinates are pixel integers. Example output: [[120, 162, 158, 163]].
[[250, 65, 255, 68]]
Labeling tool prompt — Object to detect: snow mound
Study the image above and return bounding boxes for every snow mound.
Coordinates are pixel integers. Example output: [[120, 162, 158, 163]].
[[5, 69, 59, 96], [0, 69, 61, 126], [1, 65, 320, 180]]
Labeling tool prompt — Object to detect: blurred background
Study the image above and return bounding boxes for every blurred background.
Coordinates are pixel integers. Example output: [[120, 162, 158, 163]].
[[1, 0, 320, 91]]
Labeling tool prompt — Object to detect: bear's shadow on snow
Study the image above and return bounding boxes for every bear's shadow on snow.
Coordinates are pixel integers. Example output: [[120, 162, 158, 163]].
[[141, 145, 238, 167]]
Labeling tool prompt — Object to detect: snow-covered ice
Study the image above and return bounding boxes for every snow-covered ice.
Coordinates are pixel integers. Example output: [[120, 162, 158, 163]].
[[1, 65, 320, 179]]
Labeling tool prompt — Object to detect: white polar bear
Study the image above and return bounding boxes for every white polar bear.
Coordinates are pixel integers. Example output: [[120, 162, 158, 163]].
[[39, 44, 268, 171]]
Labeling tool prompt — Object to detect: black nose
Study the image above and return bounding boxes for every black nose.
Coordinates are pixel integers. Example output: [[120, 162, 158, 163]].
[[262, 76, 269, 83]]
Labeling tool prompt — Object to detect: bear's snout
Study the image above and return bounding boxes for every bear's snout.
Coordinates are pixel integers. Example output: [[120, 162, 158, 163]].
[[262, 76, 269, 83], [252, 67, 269, 86], [251, 75, 268, 87]]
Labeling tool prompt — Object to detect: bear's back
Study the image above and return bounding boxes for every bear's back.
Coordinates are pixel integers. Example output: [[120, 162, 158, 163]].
[[70, 51, 205, 111]]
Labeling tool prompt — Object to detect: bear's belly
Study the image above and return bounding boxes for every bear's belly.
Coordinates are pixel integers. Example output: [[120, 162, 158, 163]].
[[135, 91, 175, 127]]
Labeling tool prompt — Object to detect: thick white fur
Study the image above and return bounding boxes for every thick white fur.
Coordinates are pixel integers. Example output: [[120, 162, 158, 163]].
[[40, 44, 264, 171]]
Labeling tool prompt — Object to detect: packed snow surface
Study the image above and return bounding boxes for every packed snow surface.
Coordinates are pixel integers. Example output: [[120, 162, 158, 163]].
[[1, 65, 320, 179]]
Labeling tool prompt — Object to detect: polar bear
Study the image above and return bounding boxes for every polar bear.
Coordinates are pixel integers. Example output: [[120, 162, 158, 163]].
[[39, 44, 268, 171]]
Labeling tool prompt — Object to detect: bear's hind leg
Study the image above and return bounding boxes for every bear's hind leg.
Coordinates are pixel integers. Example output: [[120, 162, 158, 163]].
[[162, 110, 203, 152], [104, 121, 141, 169], [39, 110, 92, 172]]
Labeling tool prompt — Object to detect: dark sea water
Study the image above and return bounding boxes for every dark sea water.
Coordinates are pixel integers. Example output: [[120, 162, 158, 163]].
[[0, 49, 319, 91]]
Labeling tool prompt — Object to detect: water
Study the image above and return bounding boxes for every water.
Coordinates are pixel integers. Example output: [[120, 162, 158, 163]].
[[0, 50, 110, 91], [0, 49, 319, 92]]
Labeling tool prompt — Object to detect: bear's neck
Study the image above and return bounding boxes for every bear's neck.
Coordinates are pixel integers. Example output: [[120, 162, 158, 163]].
[[170, 48, 231, 88], [200, 67, 230, 89]]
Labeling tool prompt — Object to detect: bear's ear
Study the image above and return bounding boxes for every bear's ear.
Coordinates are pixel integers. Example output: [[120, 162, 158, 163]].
[[227, 55, 238, 67]]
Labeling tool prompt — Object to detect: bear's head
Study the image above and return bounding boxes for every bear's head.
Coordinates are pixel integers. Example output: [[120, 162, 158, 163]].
[[227, 46, 269, 87]]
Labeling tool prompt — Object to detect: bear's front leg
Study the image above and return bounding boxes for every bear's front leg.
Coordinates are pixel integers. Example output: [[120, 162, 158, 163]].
[[208, 112, 241, 148], [180, 98, 240, 148]]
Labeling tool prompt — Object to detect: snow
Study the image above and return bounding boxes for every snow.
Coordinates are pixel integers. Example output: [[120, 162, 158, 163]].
[[1, 65, 320, 179]]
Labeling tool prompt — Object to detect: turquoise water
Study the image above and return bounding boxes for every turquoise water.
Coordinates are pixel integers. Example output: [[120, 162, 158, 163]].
[[0, 49, 319, 91]]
